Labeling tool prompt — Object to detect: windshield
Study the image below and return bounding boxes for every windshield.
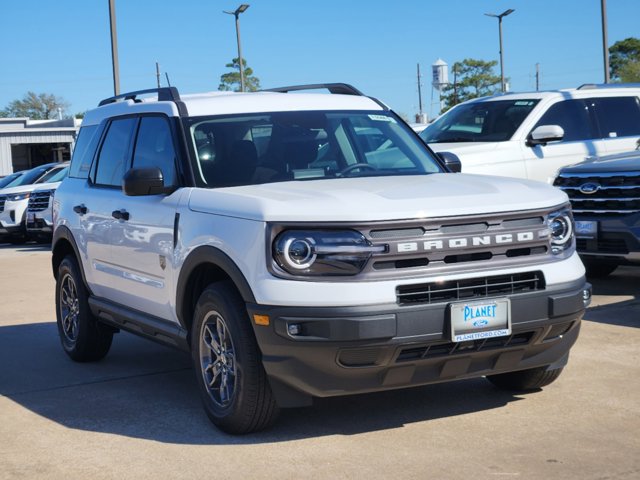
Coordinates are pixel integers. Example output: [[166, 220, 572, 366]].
[[420, 99, 539, 143], [0, 172, 23, 189], [8, 165, 55, 187], [37, 166, 69, 183], [186, 110, 442, 188]]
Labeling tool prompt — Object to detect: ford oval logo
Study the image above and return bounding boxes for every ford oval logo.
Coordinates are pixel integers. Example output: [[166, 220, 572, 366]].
[[579, 182, 600, 195]]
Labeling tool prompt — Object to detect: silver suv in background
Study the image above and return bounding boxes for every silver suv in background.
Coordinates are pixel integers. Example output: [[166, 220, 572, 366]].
[[25, 166, 70, 242], [0, 162, 68, 244], [421, 84, 640, 183]]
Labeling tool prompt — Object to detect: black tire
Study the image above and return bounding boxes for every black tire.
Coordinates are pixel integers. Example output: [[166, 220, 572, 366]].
[[583, 258, 618, 278], [486, 366, 564, 391], [55, 255, 113, 362], [191, 281, 279, 434]]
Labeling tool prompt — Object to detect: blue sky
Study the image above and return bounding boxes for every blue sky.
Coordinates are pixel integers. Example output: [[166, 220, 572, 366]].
[[1, 0, 639, 120]]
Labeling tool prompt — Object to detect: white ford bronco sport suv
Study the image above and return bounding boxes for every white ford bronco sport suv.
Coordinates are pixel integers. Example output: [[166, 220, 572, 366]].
[[52, 85, 590, 434]]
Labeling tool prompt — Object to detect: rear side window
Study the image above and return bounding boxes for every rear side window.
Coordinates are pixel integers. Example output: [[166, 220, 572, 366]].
[[591, 96, 640, 138], [132, 116, 177, 186], [69, 125, 100, 179], [533, 100, 595, 142], [94, 118, 137, 187]]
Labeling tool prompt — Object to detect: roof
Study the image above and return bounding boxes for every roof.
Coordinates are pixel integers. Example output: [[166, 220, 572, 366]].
[[82, 86, 384, 126], [463, 84, 640, 104]]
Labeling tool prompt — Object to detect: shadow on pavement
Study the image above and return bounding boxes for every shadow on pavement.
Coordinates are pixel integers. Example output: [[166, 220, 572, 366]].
[[0, 243, 51, 252], [1, 322, 525, 445], [585, 266, 639, 328]]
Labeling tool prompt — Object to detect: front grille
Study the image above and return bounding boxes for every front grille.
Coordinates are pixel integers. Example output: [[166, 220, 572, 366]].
[[396, 331, 534, 362], [554, 171, 640, 214], [0, 195, 5, 213], [396, 271, 545, 306], [27, 190, 52, 212], [577, 238, 629, 254]]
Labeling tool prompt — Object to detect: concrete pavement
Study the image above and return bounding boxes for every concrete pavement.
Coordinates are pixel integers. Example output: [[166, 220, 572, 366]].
[[1, 244, 638, 479]]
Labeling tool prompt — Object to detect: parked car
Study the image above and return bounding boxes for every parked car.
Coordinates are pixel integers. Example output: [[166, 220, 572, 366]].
[[25, 166, 70, 242], [0, 162, 69, 244], [0, 171, 25, 189], [52, 84, 589, 434], [554, 151, 640, 277], [421, 84, 640, 183]]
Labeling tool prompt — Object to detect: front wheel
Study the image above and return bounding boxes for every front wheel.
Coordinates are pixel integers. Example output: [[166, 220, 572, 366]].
[[192, 282, 279, 434], [55, 255, 113, 361], [486, 366, 564, 391]]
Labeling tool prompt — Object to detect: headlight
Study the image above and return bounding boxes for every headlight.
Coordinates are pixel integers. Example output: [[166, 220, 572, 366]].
[[9, 192, 30, 201], [547, 208, 574, 254], [273, 230, 386, 276]]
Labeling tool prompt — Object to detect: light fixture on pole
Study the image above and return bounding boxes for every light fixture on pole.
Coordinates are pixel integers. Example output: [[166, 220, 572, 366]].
[[223, 4, 250, 92], [485, 8, 515, 93]]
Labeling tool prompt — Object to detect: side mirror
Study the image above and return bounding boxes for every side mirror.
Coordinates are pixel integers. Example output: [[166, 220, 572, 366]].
[[437, 151, 462, 173], [123, 167, 174, 196], [527, 125, 564, 146]]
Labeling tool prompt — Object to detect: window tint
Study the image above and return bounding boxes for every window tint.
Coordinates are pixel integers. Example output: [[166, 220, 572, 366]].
[[132, 116, 177, 186], [533, 100, 595, 142], [592, 97, 640, 138], [188, 111, 441, 188], [69, 125, 100, 179], [94, 118, 136, 187], [420, 99, 539, 143]]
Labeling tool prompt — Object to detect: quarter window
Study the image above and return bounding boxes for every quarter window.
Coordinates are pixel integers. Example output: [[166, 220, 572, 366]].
[[132, 116, 177, 186], [94, 118, 136, 187], [591, 97, 640, 138], [69, 125, 100, 179]]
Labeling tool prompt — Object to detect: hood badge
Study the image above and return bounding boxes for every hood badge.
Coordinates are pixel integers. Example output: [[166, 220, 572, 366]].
[[579, 182, 600, 195]]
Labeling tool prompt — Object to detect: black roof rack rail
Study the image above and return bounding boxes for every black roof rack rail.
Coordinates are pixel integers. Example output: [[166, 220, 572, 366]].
[[577, 82, 640, 90], [98, 87, 181, 106], [263, 83, 365, 96]]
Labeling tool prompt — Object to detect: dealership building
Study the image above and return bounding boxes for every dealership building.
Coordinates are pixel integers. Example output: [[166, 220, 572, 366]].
[[0, 117, 81, 176]]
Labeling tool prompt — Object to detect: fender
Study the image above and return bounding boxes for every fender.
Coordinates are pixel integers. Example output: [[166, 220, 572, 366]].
[[176, 245, 256, 327], [51, 225, 89, 287]]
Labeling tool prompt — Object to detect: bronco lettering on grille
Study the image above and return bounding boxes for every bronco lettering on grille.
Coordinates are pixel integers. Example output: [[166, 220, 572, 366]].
[[397, 231, 536, 253]]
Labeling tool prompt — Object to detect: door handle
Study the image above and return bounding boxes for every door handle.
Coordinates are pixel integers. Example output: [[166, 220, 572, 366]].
[[111, 209, 130, 221], [73, 204, 87, 215]]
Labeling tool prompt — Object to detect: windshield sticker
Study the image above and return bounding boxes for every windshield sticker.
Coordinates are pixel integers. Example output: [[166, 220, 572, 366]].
[[368, 114, 397, 123], [514, 101, 535, 106]]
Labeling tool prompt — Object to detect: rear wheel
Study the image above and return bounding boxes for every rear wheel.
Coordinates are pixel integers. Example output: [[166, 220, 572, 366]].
[[55, 255, 113, 361], [486, 366, 564, 391], [583, 258, 618, 278], [192, 281, 279, 434]]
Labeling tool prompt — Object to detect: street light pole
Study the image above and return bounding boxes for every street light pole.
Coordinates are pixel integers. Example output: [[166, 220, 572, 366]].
[[223, 4, 250, 92], [108, 0, 120, 95], [485, 9, 515, 93], [601, 0, 610, 83]]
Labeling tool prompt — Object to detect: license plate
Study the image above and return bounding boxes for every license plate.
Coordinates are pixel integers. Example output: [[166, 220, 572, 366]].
[[575, 220, 597, 239], [27, 213, 35, 223], [449, 298, 511, 342]]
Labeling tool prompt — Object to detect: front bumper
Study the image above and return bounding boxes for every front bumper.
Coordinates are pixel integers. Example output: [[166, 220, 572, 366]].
[[576, 212, 640, 264], [248, 278, 590, 407]]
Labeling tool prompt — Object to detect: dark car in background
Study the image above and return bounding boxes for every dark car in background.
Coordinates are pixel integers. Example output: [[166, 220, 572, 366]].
[[554, 152, 640, 277]]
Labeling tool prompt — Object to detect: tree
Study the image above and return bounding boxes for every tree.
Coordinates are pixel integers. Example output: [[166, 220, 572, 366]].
[[609, 37, 640, 82], [440, 59, 501, 111], [1, 91, 70, 119], [218, 57, 261, 92]]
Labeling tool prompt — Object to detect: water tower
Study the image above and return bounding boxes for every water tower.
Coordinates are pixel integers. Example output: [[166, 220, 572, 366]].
[[431, 59, 449, 116]]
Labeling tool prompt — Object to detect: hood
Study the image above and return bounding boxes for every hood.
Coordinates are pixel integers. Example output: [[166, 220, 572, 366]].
[[561, 153, 640, 174], [0, 180, 63, 196], [188, 174, 568, 223], [428, 142, 501, 154]]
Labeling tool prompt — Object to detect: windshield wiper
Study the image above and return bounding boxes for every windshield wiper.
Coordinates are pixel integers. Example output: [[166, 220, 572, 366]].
[[428, 137, 473, 143]]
